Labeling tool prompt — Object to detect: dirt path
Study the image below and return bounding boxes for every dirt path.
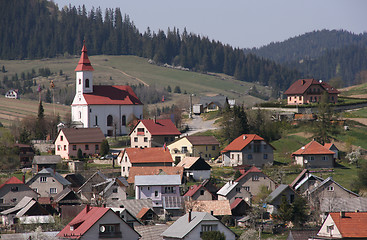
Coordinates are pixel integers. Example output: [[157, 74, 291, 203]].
[[94, 64, 149, 86], [343, 117, 367, 126]]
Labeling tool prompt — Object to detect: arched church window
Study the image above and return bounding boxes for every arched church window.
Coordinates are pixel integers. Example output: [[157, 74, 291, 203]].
[[85, 79, 90, 88], [122, 115, 126, 126], [107, 115, 113, 126]]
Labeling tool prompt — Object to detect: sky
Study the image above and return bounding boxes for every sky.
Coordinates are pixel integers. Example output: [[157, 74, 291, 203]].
[[52, 0, 367, 49]]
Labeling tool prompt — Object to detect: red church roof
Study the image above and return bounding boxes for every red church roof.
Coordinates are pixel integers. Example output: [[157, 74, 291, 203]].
[[75, 43, 94, 72], [284, 78, 340, 95], [137, 119, 181, 136], [292, 140, 334, 156], [82, 85, 143, 105], [221, 134, 274, 153]]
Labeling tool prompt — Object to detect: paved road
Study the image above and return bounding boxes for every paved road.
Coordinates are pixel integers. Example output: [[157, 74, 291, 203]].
[[181, 115, 219, 137]]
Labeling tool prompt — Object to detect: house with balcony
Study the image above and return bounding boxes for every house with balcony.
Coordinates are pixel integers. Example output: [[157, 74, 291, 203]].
[[168, 135, 220, 163], [57, 205, 141, 240], [119, 147, 174, 177], [221, 134, 275, 167], [54, 127, 105, 160], [130, 119, 181, 148], [284, 78, 339, 105]]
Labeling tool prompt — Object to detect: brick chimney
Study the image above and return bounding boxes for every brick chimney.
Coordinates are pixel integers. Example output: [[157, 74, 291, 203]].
[[188, 210, 192, 222], [86, 204, 90, 213]]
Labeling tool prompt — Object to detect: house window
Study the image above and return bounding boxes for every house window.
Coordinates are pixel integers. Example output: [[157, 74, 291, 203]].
[[264, 154, 268, 159], [164, 186, 175, 194], [95, 144, 99, 151], [200, 190, 205, 195], [308, 156, 314, 161], [113, 188, 118, 193], [299, 96, 302, 100], [123, 167, 125, 172], [175, 156, 181, 163], [73, 145, 77, 150], [134, 137, 138, 142], [40, 177, 47, 183], [155, 191, 159, 197], [252, 175, 259, 181], [290, 194, 295, 203], [60, 136, 63, 141], [244, 186, 250, 191], [95, 116, 98, 126], [327, 186, 334, 191], [0, 199, 3, 204], [125, 157, 127, 162], [11, 198, 17, 202], [248, 154, 253, 160], [181, 146, 188, 153], [231, 154, 234, 159], [99, 224, 120, 234], [33, 188, 38, 193], [254, 142, 261, 153], [57, 145, 61, 151], [212, 146, 216, 150], [112, 198, 118, 201], [11, 186, 18, 192], [137, 128, 145, 135], [144, 137, 148, 142], [85, 144, 89, 150], [322, 156, 328, 161], [164, 137, 169, 142], [79, 111, 81, 119], [107, 115, 113, 126], [85, 79, 89, 88], [235, 187, 241, 193], [64, 145, 67, 150], [201, 224, 217, 232], [50, 188, 57, 194]]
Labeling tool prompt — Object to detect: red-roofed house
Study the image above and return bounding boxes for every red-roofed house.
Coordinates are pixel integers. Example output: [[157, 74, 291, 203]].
[[292, 140, 335, 168], [130, 119, 181, 148], [313, 212, 367, 239], [57, 205, 140, 239], [119, 148, 174, 177], [221, 134, 275, 167], [0, 177, 38, 211], [284, 78, 339, 105], [184, 184, 214, 201], [71, 43, 143, 136], [235, 166, 277, 198], [230, 198, 250, 216], [127, 166, 184, 184]]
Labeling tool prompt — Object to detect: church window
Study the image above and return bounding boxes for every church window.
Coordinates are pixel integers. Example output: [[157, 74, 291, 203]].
[[107, 115, 113, 126], [122, 115, 126, 126], [79, 79, 81, 84], [95, 116, 98, 126], [85, 79, 90, 88]]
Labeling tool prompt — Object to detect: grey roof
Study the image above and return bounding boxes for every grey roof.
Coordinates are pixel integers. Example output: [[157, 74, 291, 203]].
[[161, 212, 221, 238], [135, 224, 169, 240], [267, 184, 291, 203], [294, 174, 324, 190], [320, 197, 367, 212], [199, 95, 228, 108], [26, 168, 71, 186], [1, 196, 34, 215], [217, 181, 239, 197], [108, 199, 153, 217], [32, 155, 62, 165], [78, 171, 108, 191], [309, 177, 359, 197], [53, 187, 81, 203], [135, 175, 181, 186], [116, 176, 129, 187]]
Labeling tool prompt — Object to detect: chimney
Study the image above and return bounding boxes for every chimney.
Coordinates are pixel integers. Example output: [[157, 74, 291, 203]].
[[86, 204, 90, 213], [210, 210, 214, 215], [154, 116, 157, 123], [301, 79, 305, 85], [103, 203, 106, 208], [340, 211, 345, 218], [188, 210, 192, 222], [22, 174, 25, 184], [243, 135, 246, 140]]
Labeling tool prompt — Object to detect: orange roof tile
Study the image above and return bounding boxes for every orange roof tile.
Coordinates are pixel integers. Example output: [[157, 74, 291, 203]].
[[330, 212, 367, 238], [123, 147, 174, 164], [75, 43, 94, 72], [127, 166, 183, 184], [292, 140, 335, 156], [221, 134, 274, 153]]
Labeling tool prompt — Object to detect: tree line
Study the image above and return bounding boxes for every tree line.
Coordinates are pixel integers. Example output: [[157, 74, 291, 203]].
[[0, 0, 300, 91]]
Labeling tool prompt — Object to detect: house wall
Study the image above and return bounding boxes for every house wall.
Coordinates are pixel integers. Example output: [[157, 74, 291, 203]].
[[0, 185, 38, 209], [105, 185, 127, 205], [295, 154, 334, 168], [271, 188, 296, 208], [182, 220, 235, 240], [220, 187, 251, 204], [135, 185, 180, 207], [192, 145, 220, 160], [81, 210, 140, 240], [287, 85, 338, 105], [236, 172, 276, 197], [27, 176, 64, 198], [187, 170, 211, 181], [316, 214, 342, 238], [190, 187, 213, 201], [130, 122, 177, 148], [169, 138, 192, 163], [120, 152, 132, 177]]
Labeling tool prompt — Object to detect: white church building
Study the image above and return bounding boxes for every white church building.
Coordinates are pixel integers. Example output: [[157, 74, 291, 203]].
[[71, 43, 143, 136]]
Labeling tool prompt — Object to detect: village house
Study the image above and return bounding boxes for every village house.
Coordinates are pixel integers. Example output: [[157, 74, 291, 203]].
[[230, 198, 251, 217], [130, 119, 181, 148], [0, 177, 38, 211], [161, 211, 236, 240], [235, 166, 277, 198], [32, 155, 62, 173], [5, 89, 19, 99], [26, 168, 71, 198], [176, 156, 212, 181], [221, 134, 275, 167], [127, 166, 184, 184], [199, 94, 229, 113], [184, 184, 215, 201], [168, 135, 220, 162], [266, 184, 297, 214], [71, 43, 143, 136], [284, 78, 340, 105], [14, 143, 34, 168], [57, 205, 141, 240], [54, 127, 105, 160], [119, 147, 174, 177], [292, 140, 335, 168], [217, 180, 252, 204]]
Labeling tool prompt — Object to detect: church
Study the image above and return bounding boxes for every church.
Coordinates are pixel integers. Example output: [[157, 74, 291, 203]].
[[71, 43, 143, 136]]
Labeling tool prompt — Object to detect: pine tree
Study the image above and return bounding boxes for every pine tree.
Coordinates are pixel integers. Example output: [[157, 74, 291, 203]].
[[35, 100, 46, 139]]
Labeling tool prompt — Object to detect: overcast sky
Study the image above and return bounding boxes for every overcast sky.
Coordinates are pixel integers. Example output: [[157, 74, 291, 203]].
[[52, 0, 367, 49]]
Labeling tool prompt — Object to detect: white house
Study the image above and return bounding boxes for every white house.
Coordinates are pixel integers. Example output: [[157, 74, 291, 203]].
[[71, 43, 143, 136], [5, 89, 19, 99]]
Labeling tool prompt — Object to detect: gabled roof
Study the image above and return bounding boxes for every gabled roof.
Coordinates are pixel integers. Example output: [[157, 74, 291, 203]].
[[59, 128, 105, 144], [122, 147, 174, 164], [200, 95, 228, 108], [99, 177, 129, 196], [176, 157, 211, 170], [284, 78, 340, 95], [324, 143, 339, 151], [186, 200, 232, 216], [133, 119, 181, 136], [75, 43, 94, 72], [309, 177, 359, 197], [292, 140, 335, 156], [161, 212, 226, 239], [127, 166, 183, 184], [184, 184, 213, 198], [78, 171, 108, 192], [185, 135, 220, 146], [217, 181, 239, 197], [0, 176, 24, 190], [32, 155, 62, 165], [136, 207, 151, 219], [53, 187, 81, 203], [1, 196, 34, 215], [135, 224, 169, 240], [112, 199, 153, 218], [294, 174, 324, 190], [329, 212, 367, 238], [235, 166, 264, 182], [230, 198, 248, 210], [26, 168, 71, 186], [222, 134, 274, 153], [82, 85, 143, 105], [267, 184, 295, 203], [135, 175, 181, 186], [290, 169, 309, 188]]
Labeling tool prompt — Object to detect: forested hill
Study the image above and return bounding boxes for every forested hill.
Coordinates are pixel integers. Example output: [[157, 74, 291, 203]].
[[0, 0, 300, 92], [245, 30, 367, 63]]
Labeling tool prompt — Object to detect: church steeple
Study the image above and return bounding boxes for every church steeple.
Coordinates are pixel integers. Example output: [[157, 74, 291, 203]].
[[75, 41, 94, 94]]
